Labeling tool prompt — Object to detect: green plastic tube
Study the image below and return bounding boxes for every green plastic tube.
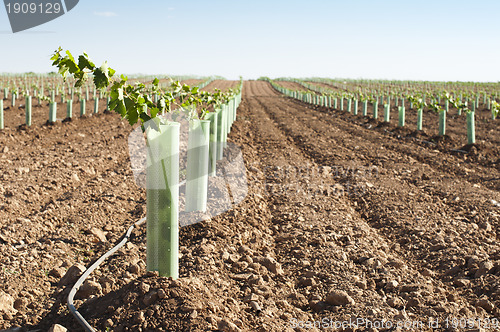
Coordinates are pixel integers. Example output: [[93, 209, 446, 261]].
[[94, 98, 99, 114], [25, 96, 32, 126], [226, 102, 232, 134], [50, 90, 55, 103], [373, 102, 378, 120], [205, 112, 218, 177], [222, 106, 228, 149], [438, 110, 446, 136], [362, 100, 367, 116], [471, 101, 476, 112], [334, 98, 338, 109], [445, 100, 449, 112], [340, 98, 344, 111], [347, 99, 352, 113], [417, 108, 423, 131], [384, 104, 390, 122], [185, 119, 210, 212], [466, 111, 475, 144], [80, 99, 86, 116], [49, 102, 57, 123], [398, 106, 405, 127], [12, 93, 16, 107], [106, 96, 111, 112], [216, 108, 224, 160], [67, 100, 73, 118], [353, 99, 358, 115], [232, 97, 237, 122], [3, 88, 7, 100], [0, 100, 3, 129], [146, 122, 180, 279]]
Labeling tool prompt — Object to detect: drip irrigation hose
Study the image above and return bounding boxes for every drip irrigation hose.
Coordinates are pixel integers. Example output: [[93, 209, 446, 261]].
[[67, 216, 146, 332], [68, 181, 189, 331]]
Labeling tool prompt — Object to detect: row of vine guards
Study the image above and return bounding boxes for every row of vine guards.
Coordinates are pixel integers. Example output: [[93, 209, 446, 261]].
[[145, 89, 242, 278], [262, 78, 495, 146]]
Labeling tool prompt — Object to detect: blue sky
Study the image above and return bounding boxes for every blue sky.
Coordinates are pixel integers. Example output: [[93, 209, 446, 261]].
[[0, 0, 499, 81]]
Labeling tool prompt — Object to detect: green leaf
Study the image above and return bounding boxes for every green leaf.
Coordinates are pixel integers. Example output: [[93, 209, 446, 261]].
[[139, 112, 152, 123], [50, 47, 62, 61], [115, 100, 127, 117], [61, 57, 79, 74], [150, 107, 160, 118], [124, 97, 135, 112], [93, 68, 109, 89], [78, 54, 95, 71], [126, 106, 139, 125]]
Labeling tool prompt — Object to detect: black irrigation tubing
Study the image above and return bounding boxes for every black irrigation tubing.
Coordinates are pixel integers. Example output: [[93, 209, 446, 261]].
[[68, 179, 188, 331], [67, 216, 146, 332]]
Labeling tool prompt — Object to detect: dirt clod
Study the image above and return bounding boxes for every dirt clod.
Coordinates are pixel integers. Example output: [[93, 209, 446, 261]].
[[58, 263, 86, 286], [326, 290, 355, 306], [48, 324, 67, 332]]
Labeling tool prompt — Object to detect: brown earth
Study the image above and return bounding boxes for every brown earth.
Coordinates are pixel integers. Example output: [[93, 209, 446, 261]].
[[304, 81, 345, 92], [275, 81, 307, 92], [0, 80, 499, 332], [203, 80, 239, 93]]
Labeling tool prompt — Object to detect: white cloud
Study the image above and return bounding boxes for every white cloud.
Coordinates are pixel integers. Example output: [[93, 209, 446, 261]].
[[93, 12, 118, 17]]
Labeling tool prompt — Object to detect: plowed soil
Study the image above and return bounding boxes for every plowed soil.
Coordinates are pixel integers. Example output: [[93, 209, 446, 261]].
[[0, 81, 499, 332]]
